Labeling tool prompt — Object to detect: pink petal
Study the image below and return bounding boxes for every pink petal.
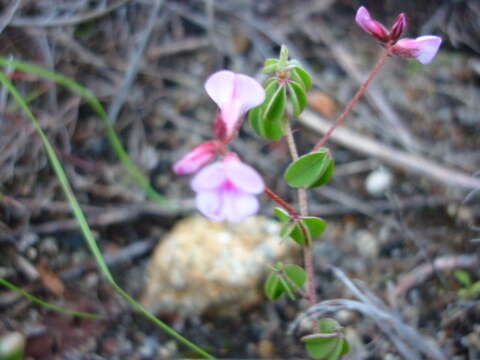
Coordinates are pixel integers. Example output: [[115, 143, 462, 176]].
[[224, 160, 264, 194], [411, 35, 442, 64], [355, 6, 389, 42], [190, 161, 227, 192], [195, 190, 224, 222], [232, 73, 266, 114], [205, 70, 265, 139], [218, 98, 243, 139], [173, 141, 218, 175], [204, 70, 236, 110], [393, 36, 442, 64], [221, 189, 259, 222]]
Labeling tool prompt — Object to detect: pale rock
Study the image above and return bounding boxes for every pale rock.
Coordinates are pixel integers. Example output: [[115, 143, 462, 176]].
[[365, 167, 393, 196], [142, 216, 293, 316], [355, 230, 379, 259]]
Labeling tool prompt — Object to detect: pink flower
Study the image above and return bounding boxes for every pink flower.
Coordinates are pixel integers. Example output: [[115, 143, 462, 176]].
[[355, 7, 442, 64], [205, 70, 265, 142], [173, 141, 218, 175], [390, 13, 407, 42], [355, 6, 390, 42], [391, 36, 443, 64], [191, 155, 264, 222]]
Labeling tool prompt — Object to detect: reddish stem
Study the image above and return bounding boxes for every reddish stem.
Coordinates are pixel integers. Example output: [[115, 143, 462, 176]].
[[312, 46, 391, 151], [264, 186, 300, 219]]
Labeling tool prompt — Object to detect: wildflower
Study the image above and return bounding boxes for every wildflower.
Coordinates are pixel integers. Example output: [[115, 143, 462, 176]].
[[391, 36, 443, 64], [355, 6, 442, 64], [205, 70, 265, 142], [173, 141, 219, 175], [190, 153, 264, 222], [355, 6, 390, 42]]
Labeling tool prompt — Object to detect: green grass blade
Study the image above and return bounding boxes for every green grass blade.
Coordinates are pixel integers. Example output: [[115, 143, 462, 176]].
[[0, 57, 167, 205], [0, 278, 103, 319], [0, 71, 216, 360]]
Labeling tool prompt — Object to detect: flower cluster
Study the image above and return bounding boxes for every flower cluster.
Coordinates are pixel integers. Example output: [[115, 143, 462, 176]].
[[173, 70, 266, 222], [356, 6, 442, 64]]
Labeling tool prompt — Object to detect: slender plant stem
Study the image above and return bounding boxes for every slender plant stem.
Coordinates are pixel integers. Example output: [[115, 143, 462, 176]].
[[285, 123, 317, 308], [312, 47, 391, 152], [264, 186, 300, 218]]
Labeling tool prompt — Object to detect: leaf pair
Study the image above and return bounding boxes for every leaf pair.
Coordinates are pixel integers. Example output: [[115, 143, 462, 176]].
[[302, 318, 350, 359], [274, 208, 327, 246], [264, 263, 306, 300], [249, 53, 312, 140], [250, 79, 287, 140], [284, 148, 335, 188]]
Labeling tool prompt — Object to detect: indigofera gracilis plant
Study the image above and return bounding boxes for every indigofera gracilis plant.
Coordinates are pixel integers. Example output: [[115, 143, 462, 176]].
[[0, 5, 443, 360], [174, 6, 442, 359]]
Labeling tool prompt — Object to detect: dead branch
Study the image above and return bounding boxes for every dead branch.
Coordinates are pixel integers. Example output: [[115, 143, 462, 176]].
[[299, 109, 480, 190]]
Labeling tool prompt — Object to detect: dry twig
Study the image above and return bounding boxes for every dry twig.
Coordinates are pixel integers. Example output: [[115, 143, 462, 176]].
[[300, 109, 480, 190]]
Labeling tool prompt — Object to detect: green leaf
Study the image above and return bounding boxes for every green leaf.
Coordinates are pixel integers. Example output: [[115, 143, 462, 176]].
[[274, 207, 291, 223], [263, 83, 286, 122], [325, 338, 344, 360], [278, 45, 289, 68], [454, 270, 471, 287], [291, 66, 312, 90], [303, 217, 327, 238], [470, 281, 480, 295], [304, 338, 340, 359], [284, 149, 331, 188], [249, 106, 285, 140], [249, 81, 286, 140], [287, 81, 307, 116], [289, 220, 310, 246], [341, 339, 350, 355], [319, 318, 340, 333], [278, 276, 296, 300], [263, 59, 279, 74], [249, 105, 263, 135], [284, 265, 307, 288], [265, 272, 285, 300], [261, 118, 285, 140], [280, 222, 296, 239], [309, 157, 335, 188], [303, 318, 346, 359]]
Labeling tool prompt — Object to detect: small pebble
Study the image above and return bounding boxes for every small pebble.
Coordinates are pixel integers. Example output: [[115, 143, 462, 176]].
[[365, 167, 393, 196]]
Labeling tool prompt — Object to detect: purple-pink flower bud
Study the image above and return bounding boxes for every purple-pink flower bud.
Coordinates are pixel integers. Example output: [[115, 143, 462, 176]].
[[355, 6, 390, 43], [390, 13, 407, 42], [190, 154, 265, 222], [205, 70, 265, 142], [173, 141, 218, 175], [391, 36, 442, 64]]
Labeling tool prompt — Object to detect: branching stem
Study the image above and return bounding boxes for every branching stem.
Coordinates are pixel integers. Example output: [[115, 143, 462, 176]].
[[285, 123, 318, 309], [312, 46, 392, 151]]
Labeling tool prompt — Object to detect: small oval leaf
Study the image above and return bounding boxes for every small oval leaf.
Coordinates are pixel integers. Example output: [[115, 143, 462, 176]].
[[263, 84, 286, 122], [287, 81, 307, 116], [264, 272, 284, 300], [284, 264, 307, 288], [304, 338, 340, 359], [289, 220, 309, 246], [284, 150, 330, 188], [308, 157, 335, 188], [292, 66, 312, 90], [274, 207, 291, 223], [249, 105, 263, 136], [303, 217, 327, 239], [263, 59, 279, 74]]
